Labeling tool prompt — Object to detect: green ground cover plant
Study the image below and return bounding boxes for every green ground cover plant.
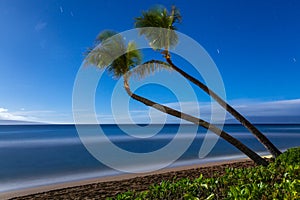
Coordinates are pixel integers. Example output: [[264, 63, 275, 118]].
[[107, 147, 300, 200]]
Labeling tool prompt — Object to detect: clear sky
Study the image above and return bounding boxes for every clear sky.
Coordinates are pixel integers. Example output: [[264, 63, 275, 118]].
[[0, 0, 299, 124]]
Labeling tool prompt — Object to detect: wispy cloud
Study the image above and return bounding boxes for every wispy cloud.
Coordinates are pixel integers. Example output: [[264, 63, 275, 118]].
[[233, 99, 300, 116], [93, 98, 300, 124], [35, 21, 47, 32], [0, 108, 72, 124], [93, 101, 218, 124], [2, 99, 300, 124], [0, 107, 28, 121], [226, 99, 300, 123]]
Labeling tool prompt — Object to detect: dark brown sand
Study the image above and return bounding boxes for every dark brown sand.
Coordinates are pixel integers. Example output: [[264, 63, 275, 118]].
[[4, 159, 258, 200]]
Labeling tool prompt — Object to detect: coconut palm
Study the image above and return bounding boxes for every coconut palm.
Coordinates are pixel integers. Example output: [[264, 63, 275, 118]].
[[134, 6, 281, 158], [84, 30, 268, 166]]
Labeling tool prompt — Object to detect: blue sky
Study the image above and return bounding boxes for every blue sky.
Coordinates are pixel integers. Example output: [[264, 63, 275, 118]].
[[0, 0, 299, 124]]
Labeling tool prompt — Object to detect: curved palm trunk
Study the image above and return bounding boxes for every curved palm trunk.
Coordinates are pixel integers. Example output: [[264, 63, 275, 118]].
[[164, 56, 281, 158], [123, 78, 268, 166]]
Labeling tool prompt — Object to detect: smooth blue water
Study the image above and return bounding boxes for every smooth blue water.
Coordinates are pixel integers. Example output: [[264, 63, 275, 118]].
[[0, 124, 299, 193]]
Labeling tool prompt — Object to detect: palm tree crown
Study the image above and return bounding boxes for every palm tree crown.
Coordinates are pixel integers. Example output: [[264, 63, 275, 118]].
[[135, 6, 181, 51], [85, 30, 142, 78], [135, 5, 181, 29]]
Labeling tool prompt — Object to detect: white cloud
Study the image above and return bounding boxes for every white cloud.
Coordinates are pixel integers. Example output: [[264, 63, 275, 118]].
[[220, 99, 300, 123], [230, 99, 300, 117], [0, 108, 71, 124], [0, 108, 8, 112], [0, 107, 27, 121], [13, 110, 73, 124]]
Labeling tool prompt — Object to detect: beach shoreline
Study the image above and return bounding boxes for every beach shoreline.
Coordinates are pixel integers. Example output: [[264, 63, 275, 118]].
[[1, 157, 262, 200]]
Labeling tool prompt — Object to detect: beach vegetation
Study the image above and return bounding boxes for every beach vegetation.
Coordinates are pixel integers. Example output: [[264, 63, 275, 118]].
[[107, 147, 300, 199]]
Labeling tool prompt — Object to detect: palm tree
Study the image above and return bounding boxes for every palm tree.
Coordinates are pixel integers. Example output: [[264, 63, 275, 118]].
[[134, 6, 281, 158], [84, 30, 268, 166]]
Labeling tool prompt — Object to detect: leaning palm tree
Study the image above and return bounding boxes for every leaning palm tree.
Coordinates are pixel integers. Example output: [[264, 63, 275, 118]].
[[134, 6, 281, 158], [84, 30, 268, 166]]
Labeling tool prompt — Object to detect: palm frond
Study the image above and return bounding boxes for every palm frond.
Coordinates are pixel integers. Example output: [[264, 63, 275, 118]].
[[84, 30, 119, 58], [127, 42, 142, 67], [85, 30, 143, 79], [96, 30, 118, 43], [128, 60, 172, 80], [170, 6, 182, 25], [134, 5, 181, 50], [85, 31, 126, 66]]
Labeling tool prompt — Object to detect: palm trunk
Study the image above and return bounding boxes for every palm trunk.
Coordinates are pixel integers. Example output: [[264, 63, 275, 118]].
[[124, 78, 268, 166], [164, 57, 281, 158]]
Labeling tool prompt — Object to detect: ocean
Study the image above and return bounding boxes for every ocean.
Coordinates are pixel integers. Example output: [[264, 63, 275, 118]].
[[0, 124, 299, 193]]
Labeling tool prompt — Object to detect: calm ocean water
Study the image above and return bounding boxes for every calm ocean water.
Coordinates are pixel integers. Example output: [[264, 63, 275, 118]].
[[0, 124, 299, 193]]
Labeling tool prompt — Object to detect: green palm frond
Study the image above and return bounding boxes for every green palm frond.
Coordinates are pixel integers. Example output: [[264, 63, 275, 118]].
[[128, 60, 172, 80], [126, 42, 142, 68], [96, 30, 118, 43], [84, 30, 119, 57], [84, 30, 142, 78], [135, 6, 181, 29], [135, 5, 181, 50], [170, 5, 182, 25]]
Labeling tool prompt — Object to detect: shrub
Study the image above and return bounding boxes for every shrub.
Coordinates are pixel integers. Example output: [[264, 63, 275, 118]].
[[107, 147, 300, 200], [275, 147, 300, 166]]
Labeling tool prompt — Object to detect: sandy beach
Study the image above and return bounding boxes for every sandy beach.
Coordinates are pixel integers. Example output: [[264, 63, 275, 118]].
[[1, 158, 259, 200]]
